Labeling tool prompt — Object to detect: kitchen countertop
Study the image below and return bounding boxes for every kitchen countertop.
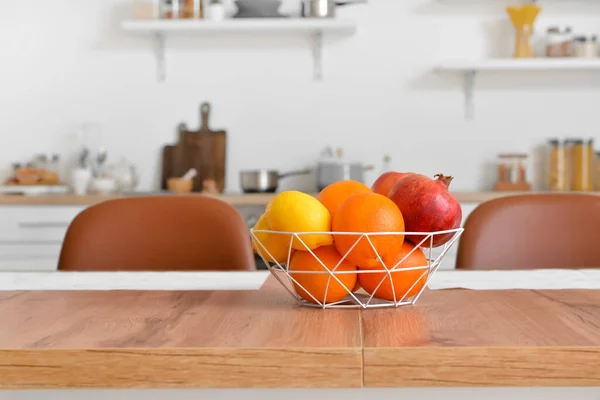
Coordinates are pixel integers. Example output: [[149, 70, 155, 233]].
[[1, 274, 600, 389], [1, 191, 597, 206]]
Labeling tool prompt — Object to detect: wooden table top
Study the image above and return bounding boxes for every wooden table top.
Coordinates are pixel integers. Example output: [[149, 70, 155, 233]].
[[362, 288, 600, 388], [2, 277, 600, 389]]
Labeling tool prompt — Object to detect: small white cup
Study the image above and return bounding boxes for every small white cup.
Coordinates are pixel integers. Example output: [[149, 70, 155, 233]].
[[71, 168, 92, 196]]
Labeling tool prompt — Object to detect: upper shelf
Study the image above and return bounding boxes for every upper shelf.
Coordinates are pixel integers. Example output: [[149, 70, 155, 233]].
[[437, 58, 600, 72], [121, 18, 358, 82], [121, 18, 358, 34]]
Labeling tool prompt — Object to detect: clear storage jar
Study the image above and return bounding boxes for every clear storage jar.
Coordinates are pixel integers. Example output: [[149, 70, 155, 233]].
[[596, 152, 600, 191], [571, 138, 594, 191], [548, 139, 569, 191]]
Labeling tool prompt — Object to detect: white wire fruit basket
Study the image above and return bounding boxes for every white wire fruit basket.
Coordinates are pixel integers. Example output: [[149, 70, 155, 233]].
[[250, 228, 464, 309]]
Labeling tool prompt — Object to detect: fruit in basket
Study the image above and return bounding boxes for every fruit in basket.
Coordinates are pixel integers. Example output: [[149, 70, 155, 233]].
[[332, 192, 405, 268], [317, 180, 372, 221], [371, 172, 413, 197], [266, 191, 333, 251], [389, 173, 462, 248], [289, 245, 357, 304], [251, 214, 292, 264], [359, 241, 428, 302]]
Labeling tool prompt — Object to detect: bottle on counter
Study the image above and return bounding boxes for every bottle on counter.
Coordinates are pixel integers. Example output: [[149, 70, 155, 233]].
[[548, 139, 569, 191], [570, 138, 594, 191]]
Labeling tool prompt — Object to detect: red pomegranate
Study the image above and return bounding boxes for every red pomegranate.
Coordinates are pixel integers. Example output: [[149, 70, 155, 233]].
[[371, 171, 414, 197], [389, 173, 462, 248]]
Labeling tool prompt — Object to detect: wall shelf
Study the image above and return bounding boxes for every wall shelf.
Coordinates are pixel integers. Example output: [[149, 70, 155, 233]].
[[436, 58, 600, 120], [120, 19, 358, 82]]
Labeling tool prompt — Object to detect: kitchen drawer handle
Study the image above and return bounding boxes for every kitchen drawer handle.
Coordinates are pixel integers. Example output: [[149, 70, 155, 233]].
[[18, 222, 70, 229]]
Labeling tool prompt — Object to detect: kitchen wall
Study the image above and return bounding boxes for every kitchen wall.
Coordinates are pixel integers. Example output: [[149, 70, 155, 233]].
[[2, 0, 600, 193]]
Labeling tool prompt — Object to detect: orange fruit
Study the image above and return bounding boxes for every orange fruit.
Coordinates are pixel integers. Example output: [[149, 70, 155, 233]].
[[317, 180, 372, 221], [332, 192, 405, 268], [289, 245, 357, 304], [359, 241, 428, 302]]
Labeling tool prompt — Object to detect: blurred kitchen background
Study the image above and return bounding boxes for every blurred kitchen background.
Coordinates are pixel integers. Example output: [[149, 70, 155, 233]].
[[3, 0, 600, 194]]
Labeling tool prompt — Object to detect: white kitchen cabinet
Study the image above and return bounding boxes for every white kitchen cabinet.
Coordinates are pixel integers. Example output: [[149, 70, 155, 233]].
[[0, 206, 86, 271], [0, 201, 480, 272]]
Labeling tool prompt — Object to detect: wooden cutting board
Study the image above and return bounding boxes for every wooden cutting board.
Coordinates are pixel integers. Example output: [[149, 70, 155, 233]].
[[161, 103, 226, 192]]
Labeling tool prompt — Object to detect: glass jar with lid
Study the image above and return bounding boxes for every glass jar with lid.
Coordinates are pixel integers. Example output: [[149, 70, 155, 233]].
[[546, 27, 562, 57], [162, 0, 203, 18], [595, 151, 600, 191], [570, 138, 594, 191], [546, 26, 574, 57], [573, 35, 598, 58], [548, 139, 569, 191]]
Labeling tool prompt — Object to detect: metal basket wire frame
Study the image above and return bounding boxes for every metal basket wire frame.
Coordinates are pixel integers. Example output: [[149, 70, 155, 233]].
[[251, 228, 464, 309]]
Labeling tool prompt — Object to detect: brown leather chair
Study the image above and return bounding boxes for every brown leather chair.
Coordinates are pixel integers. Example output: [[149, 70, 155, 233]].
[[58, 196, 255, 271], [456, 194, 600, 270]]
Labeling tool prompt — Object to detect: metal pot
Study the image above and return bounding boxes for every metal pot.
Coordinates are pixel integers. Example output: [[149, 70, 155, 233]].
[[240, 169, 312, 193], [316, 161, 374, 191], [301, 0, 366, 18]]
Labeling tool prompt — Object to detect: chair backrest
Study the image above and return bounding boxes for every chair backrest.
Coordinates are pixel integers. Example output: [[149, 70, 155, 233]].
[[58, 196, 255, 271], [456, 194, 600, 270]]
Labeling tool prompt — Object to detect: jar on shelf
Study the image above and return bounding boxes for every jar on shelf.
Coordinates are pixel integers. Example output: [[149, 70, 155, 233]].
[[548, 139, 569, 191], [562, 27, 574, 56], [596, 152, 600, 191], [545, 26, 573, 57], [207, 0, 225, 21], [546, 27, 563, 57], [133, 0, 160, 19], [573, 36, 598, 58], [571, 138, 594, 191], [163, 0, 203, 18]]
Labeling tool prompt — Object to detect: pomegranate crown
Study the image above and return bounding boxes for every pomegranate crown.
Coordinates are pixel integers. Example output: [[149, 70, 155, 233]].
[[434, 174, 454, 188]]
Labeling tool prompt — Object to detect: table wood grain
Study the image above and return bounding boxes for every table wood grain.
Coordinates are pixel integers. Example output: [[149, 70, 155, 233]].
[[3, 276, 600, 389], [362, 289, 600, 387], [0, 280, 362, 389]]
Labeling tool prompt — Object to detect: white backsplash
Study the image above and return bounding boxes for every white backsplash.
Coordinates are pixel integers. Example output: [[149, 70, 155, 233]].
[[2, 0, 600, 193]]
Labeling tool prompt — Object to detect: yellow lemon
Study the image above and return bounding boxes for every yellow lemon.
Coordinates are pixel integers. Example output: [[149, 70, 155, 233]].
[[266, 191, 333, 251], [251, 213, 293, 264]]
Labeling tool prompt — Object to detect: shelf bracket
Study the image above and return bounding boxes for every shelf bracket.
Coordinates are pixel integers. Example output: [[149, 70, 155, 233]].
[[312, 31, 324, 81], [154, 32, 166, 82], [464, 70, 475, 121]]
